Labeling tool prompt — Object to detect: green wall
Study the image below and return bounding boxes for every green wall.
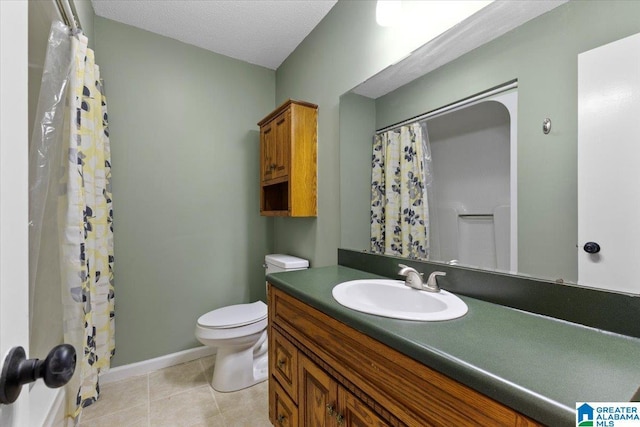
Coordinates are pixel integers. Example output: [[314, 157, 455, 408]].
[[73, 0, 94, 47], [339, 93, 375, 250], [345, 1, 640, 282], [95, 18, 275, 366], [274, 0, 439, 267]]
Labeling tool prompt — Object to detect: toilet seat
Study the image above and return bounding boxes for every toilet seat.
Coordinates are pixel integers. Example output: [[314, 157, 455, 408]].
[[197, 301, 267, 329]]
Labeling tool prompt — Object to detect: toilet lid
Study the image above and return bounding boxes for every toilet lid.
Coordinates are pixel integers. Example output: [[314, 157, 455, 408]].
[[197, 301, 267, 329]]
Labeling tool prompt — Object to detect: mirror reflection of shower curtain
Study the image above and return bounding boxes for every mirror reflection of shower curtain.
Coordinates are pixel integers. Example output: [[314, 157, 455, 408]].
[[420, 121, 439, 260], [30, 21, 114, 426], [370, 121, 434, 259]]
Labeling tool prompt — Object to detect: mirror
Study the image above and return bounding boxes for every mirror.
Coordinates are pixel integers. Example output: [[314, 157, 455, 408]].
[[339, 0, 640, 294]]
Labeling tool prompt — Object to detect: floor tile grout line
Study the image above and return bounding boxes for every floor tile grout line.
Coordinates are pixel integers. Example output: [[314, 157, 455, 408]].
[[147, 359, 210, 403], [80, 373, 151, 423], [201, 357, 226, 424], [81, 356, 271, 426], [207, 383, 225, 425], [200, 358, 227, 427], [79, 400, 148, 425], [198, 357, 210, 392], [149, 383, 215, 404]]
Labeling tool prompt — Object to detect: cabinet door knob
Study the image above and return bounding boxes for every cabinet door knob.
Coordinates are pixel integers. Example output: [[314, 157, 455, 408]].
[[336, 414, 345, 425], [277, 414, 287, 424], [326, 404, 335, 416], [277, 359, 285, 369]]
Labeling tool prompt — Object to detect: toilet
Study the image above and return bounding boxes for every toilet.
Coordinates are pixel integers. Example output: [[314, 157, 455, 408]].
[[195, 254, 309, 392]]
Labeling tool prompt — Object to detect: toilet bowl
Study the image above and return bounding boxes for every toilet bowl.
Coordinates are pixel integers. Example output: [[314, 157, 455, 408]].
[[195, 301, 268, 392], [195, 254, 309, 392]]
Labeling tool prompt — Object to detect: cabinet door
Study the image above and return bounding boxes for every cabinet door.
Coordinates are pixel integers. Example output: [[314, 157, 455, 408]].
[[298, 355, 390, 427], [338, 387, 390, 427], [272, 109, 290, 180], [260, 121, 275, 182], [299, 354, 338, 427]]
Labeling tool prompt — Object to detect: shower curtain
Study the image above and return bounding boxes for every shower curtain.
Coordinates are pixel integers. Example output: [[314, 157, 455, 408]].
[[30, 22, 114, 425], [370, 122, 433, 259]]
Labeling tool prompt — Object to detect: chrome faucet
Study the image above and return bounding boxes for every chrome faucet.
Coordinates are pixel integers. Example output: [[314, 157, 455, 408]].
[[398, 264, 424, 290], [398, 264, 446, 293]]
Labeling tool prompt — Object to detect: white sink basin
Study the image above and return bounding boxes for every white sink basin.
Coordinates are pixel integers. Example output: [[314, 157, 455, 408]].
[[332, 279, 468, 321]]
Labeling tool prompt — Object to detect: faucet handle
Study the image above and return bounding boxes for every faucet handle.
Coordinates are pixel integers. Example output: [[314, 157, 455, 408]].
[[398, 264, 424, 279], [425, 271, 446, 292], [398, 264, 422, 275]]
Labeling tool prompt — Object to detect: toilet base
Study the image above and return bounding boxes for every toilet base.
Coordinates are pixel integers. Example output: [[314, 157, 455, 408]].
[[211, 331, 268, 392]]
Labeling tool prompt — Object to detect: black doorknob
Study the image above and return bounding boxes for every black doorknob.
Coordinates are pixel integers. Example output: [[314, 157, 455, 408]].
[[0, 344, 76, 404], [583, 242, 601, 254]]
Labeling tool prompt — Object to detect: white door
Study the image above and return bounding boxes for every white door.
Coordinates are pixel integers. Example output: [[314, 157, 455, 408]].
[[0, 1, 31, 425], [578, 32, 640, 294]]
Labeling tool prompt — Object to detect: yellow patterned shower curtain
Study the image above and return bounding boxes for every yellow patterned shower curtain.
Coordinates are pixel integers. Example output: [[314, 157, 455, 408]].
[[371, 122, 431, 259], [59, 32, 114, 424]]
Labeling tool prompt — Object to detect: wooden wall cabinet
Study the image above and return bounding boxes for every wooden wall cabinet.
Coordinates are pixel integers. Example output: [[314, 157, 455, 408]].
[[258, 100, 317, 217], [268, 284, 542, 427]]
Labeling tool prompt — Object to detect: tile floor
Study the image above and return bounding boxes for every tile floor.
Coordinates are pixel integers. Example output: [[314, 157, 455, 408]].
[[78, 355, 271, 427]]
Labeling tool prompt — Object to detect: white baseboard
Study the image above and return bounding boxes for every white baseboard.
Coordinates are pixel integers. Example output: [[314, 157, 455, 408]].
[[100, 346, 216, 385]]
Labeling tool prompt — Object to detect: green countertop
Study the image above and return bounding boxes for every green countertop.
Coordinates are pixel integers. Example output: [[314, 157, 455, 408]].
[[267, 266, 640, 426]]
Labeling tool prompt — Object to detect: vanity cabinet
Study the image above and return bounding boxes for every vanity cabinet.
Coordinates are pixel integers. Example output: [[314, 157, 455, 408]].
[[258, 100, 317, 217], [268, 284, 542, 427], [299, 353, 389, 427], [271, 327, 388, 427]]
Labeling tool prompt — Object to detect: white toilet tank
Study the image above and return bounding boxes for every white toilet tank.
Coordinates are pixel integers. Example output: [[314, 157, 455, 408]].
[[264, 254, 309, 275]]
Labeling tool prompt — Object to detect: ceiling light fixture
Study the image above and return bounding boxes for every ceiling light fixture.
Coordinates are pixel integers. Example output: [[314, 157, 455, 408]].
[[376, 0, 402, 27]]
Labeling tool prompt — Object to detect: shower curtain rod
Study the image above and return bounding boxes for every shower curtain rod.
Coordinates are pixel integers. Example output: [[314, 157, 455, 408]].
[[55, 0, 82, 33], [375, 80, 518, 134]]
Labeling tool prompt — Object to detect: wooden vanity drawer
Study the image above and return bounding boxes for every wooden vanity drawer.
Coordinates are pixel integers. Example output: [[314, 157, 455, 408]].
[[271, 380, 299, 427], [270, 328, 298, 403]]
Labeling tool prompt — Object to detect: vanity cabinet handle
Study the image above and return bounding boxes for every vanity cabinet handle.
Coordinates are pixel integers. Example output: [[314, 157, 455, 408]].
[[276, 414, 287, 424], [327, 405, 344, 424], [277, 359, 286, 369]]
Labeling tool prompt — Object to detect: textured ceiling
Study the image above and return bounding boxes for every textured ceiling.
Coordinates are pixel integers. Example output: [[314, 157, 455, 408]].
[[90, 0, 338, 70]]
